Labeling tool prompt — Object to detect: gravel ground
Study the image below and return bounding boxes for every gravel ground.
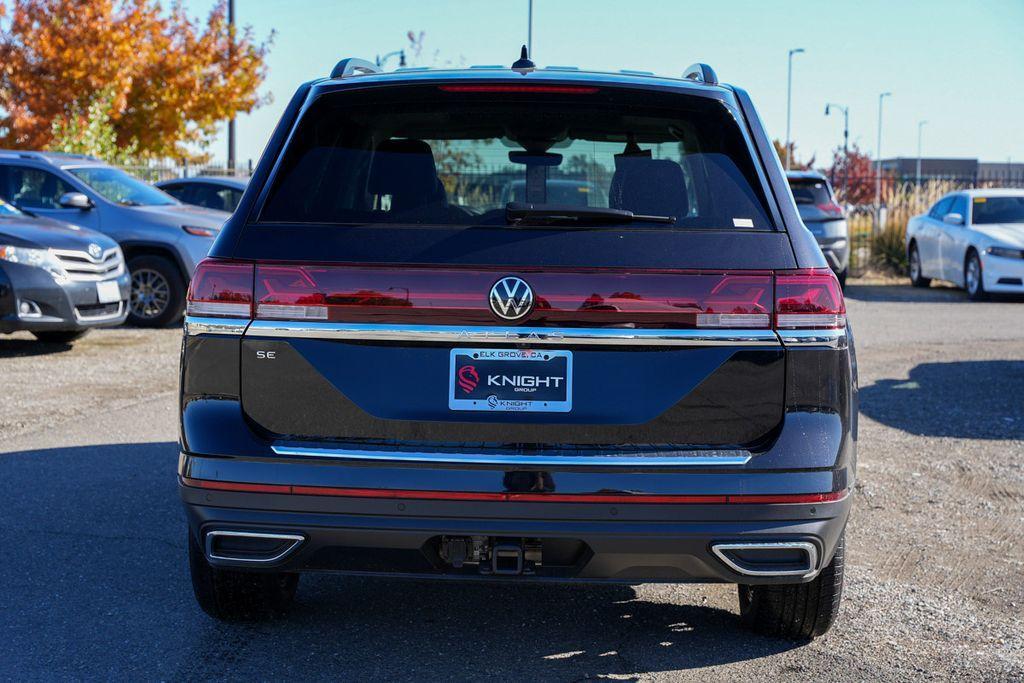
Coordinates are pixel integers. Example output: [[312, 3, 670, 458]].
[[0, 283, 1021, 680]]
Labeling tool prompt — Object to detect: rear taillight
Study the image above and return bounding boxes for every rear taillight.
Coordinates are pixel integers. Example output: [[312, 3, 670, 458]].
[[186, 259, 254, 318], [774, 268, 846, 329], [185, 261, 845, 332], [252, 264, 773, 328], [815, 202, 844, 217]]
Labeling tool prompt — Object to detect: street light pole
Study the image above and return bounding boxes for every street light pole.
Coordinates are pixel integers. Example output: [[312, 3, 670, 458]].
[[825, 102, 849, 198], [916, 119, 928, 209], [875, 91, 892, 228], [527, 0, 533, 56], [227, 0, 236, 173], [785, 48, 805, 170]]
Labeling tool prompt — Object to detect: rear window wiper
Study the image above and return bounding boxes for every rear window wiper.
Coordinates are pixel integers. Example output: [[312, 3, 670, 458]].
[[506, 202, 675, 226]]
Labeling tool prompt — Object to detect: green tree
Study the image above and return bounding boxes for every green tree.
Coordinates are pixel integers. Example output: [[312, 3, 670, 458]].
[[49, 89, 138, 164]]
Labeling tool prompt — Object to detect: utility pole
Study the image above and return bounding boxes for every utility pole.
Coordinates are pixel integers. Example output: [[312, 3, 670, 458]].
[[227, 0, 236, 173], [527, 0, 533, 56], [875, 91, 892, 229], [916, 120, 927, 210], [825, 102, 849, 199], [785, 48, 805, 170]]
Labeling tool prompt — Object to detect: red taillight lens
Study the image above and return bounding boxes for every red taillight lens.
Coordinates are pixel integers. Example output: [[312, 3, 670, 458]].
[[186, 259, 254, 318], [253, 264, 773, 328], [774, 268, 846, 329], [815, 202, 844, 217]]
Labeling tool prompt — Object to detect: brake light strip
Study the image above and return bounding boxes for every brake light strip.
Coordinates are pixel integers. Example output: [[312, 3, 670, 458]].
[[181, 477, 848, 505]]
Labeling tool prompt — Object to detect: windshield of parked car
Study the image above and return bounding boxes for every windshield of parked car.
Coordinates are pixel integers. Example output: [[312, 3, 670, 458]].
[[972, 195, 1024, 224], [68, 167, 177, 206], [259, 85, 774, 229], [0, 198, 23, 216]]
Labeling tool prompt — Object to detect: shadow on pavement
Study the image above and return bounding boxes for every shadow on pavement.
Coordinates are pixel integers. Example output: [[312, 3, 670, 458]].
[[0, 441, 800, 680], [861, 360, 1024, 439], [0, 337, 76, 357]]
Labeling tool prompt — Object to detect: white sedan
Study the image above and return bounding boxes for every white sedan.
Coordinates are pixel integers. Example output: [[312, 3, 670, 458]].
[[906, 189, 1024, 300]]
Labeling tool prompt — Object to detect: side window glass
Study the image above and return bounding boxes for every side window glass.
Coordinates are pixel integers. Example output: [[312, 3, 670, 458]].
[[929, 197, 953, 219], [949, 195, 967, 220], [7, 166, 74, 209]]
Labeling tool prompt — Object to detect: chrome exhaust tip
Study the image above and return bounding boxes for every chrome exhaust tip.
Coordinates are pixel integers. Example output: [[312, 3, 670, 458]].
[[711, 541, 818, 578], [204, 530, 304, 564]]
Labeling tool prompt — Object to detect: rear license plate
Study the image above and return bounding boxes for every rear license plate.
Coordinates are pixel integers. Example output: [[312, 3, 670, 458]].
[[96, 280, 121, 303], [449, 348, 572, 412]]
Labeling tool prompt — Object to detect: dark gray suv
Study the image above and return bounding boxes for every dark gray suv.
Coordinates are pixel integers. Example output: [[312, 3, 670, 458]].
[[179, 54, 856, 640]]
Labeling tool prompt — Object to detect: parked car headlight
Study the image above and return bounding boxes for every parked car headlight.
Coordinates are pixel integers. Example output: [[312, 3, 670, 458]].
[[986, 246, 1024, 259], [0, 245, 70, 282]]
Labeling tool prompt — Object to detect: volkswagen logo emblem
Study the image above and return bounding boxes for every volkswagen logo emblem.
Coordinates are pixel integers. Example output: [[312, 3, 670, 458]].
[[87, 243, 103, 259], [489, 276, 534, 321]]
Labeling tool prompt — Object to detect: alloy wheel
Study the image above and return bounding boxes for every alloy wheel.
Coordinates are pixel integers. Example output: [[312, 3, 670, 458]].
[[130, 268, 171, 319], [965, 256, 980, 296]]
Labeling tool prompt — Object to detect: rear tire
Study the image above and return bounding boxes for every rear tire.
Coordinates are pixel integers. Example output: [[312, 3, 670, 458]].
[[738, 532, 845, 640], [965, 250, 987, 301], [31, 330, 89, 344], [908, 244, 931, 287], [127, 254, 184, 327], [187, 530, 299, 620]]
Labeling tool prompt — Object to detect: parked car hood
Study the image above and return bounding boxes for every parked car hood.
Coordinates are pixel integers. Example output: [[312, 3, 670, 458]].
[[796, 203, 845, 224], [129, 203, 229, 227], [0, 214, 120, 251], [972, 223, 1024, 248]]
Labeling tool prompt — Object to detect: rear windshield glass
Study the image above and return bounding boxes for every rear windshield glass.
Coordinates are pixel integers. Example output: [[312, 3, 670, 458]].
[[259, 85, 774, 229], [788, 178, 832, 205], [972, 195, 1024, 224]]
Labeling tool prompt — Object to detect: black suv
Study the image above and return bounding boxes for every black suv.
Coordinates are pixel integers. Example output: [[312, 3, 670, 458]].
[[179, 54, 856, 640]]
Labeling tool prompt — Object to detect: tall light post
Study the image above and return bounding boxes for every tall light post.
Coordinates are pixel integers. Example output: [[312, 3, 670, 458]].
[[785, 48, 805, 170], [916, 119, 928, 210], [825, 102, 849, 199], [527, 0, 533, 55], [874, 91, 892, 228], [227, 0, 235, 173]]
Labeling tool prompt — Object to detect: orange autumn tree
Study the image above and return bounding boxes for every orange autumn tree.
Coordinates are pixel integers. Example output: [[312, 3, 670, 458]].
[[0, 0, 271, 158]]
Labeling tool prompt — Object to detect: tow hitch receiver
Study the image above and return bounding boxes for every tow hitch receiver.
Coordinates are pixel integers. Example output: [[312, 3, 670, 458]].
[[439, 536, 542, 575]]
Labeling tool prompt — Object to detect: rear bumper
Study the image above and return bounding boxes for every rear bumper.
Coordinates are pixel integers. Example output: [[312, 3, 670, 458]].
[[180, 463, 851, 585]]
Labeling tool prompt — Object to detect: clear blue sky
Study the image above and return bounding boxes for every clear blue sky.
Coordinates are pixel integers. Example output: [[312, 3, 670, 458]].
[[185, 0, 1024, 168]]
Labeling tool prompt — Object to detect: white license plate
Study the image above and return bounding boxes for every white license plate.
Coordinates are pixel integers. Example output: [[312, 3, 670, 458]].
[[96, 280, 121, 304]]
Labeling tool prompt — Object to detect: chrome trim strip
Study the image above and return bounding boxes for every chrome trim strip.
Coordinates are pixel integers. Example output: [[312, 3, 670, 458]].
[[711, 541, 819, 578], [777, 328, 847, 349], [270, 445, 752, 467], [204, 530, 305, 564], [184, 315, 250, 336], [245, 321, 781, 347]]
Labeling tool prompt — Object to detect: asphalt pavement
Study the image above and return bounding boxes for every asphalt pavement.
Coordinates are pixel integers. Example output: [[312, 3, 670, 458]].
[[1, 283, 1021, 681]]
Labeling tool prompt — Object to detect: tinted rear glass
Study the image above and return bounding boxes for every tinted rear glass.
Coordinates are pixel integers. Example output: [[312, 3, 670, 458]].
[[259, 84, 774, 229], [788, 178, 832, 205]]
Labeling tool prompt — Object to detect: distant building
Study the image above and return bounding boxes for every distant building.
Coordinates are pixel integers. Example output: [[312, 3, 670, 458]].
[[879, 157, 1024, 184]]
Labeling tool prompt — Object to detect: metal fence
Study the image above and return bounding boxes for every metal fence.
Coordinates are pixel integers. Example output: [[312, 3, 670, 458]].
[[117, 161, 253, 183]]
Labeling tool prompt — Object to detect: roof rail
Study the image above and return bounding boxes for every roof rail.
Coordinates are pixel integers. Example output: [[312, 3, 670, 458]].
[[682, 63, 719, 86], [329, 58, 382, 79]]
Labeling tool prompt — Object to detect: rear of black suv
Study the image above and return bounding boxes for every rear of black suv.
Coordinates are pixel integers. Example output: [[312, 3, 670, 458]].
[[179, 65, 856, 640]]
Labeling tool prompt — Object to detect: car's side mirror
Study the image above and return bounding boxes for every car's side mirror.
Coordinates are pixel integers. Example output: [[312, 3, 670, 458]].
[[58, 192, 93, 210], [943, 212, 964, 226]]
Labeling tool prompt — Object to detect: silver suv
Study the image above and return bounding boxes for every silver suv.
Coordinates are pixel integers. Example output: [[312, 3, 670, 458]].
[[0, 152, 228, 326]]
